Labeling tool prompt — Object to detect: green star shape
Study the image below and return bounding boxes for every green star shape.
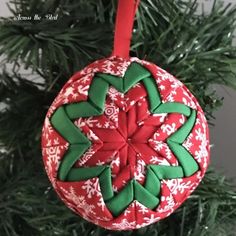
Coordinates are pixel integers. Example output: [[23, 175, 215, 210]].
[[50, 62, 198, 216]]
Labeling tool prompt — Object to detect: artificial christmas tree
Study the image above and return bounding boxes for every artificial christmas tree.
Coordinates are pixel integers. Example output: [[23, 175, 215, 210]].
[[1, 0, 236, 235]]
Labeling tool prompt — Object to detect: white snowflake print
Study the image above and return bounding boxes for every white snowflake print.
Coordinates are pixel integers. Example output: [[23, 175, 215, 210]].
[[158, 195, 175, 213], [195, 128, 204, 141], [42, 117, 54, 146], [159, 85, 166, 91], [127, 99, 136, 108], [78, 85, 89, 96], [80, 73, 93, 84], [83, 117, 98, 127], [96, 160, 105, 166], [44, 145, 67, 183], [104, 102, 119, 125], [101, 57, 131, 76], [156, 69, 176, 82], [182, 91, 197, 109], [112, 219, 135, 230], [143, 214, 161, 225], [194, 124, 208, 166], [82, 178, 100, 198], [136, 214, 161, 229], [183, 133, 193, 151], [195, 142, 208, 167], [77, 146, 96, 166], [134, 159, 145, 181], [97, 196, 106, 211], [79, 67, 93, 76], [137, 202, 149, 214], [161, 123, 176, 135], [165, 147, 173, 161], [61, 186, 95, 215], [101, 60, 117, 74], [171, 81, 181, 89], [196, 117, 201, 125], [123, 208, 131, 216], [110, 155, 120, 168], [86, 130, 99, 141], [164, 179, 193, 195], [112, 185, 118, 193], [64, 87, 74, 97], [150, 156, 170, 165], [108, 87, 123, 101], [165, 93, 175, 102], [152, 113, 167, 122], [152, 141, 165, 151], [179, 114, 185, 124], [74, 118, 86, 128]]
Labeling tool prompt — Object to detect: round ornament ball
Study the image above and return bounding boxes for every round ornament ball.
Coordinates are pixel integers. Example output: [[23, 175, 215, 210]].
[[41, 56, 210, 230]]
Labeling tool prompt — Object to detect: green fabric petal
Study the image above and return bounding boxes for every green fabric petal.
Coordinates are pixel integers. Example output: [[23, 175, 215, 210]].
[[134, 180, 159, 209], [66, 166, 106, 181], [167, 140, 199, 177], [51, 106, 90, 144], [88, 77, 109, 110], [58, 144, 91, 181], [99, 167, 114, 201], [97, 73, 123, 92], [169, 110, 197, 144], [105, 181, 134, 217], [142, 77, 162, 112], [150, 165, 184, 179], [154, 102, 191, 117], [65, 102, 102, 119], [124, 62, 151, 92], [145, 166, 161, 196]]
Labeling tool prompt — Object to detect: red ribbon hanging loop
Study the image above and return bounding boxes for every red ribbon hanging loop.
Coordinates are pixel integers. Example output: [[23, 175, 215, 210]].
[[112, 0, 140, 58]]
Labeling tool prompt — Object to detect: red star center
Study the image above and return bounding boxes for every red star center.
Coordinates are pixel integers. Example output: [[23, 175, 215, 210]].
[[78, 95, 163, 191]]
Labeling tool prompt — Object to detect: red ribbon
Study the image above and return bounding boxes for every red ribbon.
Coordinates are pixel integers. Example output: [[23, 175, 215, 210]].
[[112, 0, 140, 58]]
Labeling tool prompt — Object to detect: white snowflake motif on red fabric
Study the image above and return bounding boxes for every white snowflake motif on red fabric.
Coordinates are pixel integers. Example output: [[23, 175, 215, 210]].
[[42, 56, 210, 230]]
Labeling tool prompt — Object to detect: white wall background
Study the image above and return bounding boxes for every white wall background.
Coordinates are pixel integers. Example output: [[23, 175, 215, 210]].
[[198, 0, 236, 180], [0, 0, 236, 179]]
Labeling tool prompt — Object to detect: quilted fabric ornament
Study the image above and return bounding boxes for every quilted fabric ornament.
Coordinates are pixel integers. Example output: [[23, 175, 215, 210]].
[[41, 0, 210, 231]]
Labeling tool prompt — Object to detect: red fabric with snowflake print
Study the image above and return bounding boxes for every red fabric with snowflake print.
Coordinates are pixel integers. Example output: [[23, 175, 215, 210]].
[[41, 56, 210, 230]]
